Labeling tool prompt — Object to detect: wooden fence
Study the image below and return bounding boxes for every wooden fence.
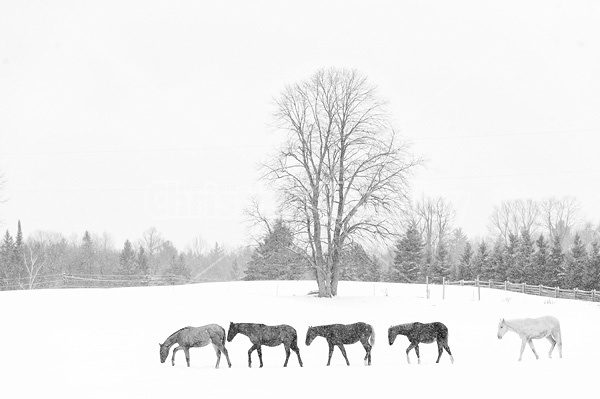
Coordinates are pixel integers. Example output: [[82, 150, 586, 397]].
[[0, 273, 190, 290], [438, 276, 600, 303]]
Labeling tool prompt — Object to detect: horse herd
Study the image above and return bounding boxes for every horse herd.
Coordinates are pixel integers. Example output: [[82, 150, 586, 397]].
[[159, 316, 563, 368]]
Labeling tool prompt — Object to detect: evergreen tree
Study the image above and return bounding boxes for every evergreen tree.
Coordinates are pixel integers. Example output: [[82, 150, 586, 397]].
[[548, 234, 565, 287], [366, 255, 382, 282], [489, 239, 506, 281], [15, 221, 23, 252], [80, 231, 95, 275], [230, 258, 241, 281], [244, 219, 306, 281], [584, 241, 600, 290], [119, 240, 137, 275], [136, 246, 149, 275], [392, 222, 423, 283], [429, 239, 450, 279], [456, 241, 473, 280], [340, 243, 376, 281], [505, 233, 520, 282], [565, 233, 587, 289], [0, 230, 15, 286], [534, 234, 550, 285], [167, 254, 191, 280], [517, 229, 535, 283], [472, 241, 489, 280]]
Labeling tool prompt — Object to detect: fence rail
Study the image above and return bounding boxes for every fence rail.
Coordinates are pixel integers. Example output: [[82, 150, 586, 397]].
[[443, 277, 600, 302], [0, 273, 190, 290]]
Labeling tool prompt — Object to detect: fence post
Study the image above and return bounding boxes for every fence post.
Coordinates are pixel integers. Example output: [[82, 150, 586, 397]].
[[476, 275, 480, 301], [574, 288, 577, 300], [522, 283, 525, 294], [504, 281, 508, 291], [460, 280, 464, 286], [593, 289, 596, 302], [538, 284, 542, 296], [426, 276, 429, 299], [555, 286, 558, 298], [442, 277, 446, 300]]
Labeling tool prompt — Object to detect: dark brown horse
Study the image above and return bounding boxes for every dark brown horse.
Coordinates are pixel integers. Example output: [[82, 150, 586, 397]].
[[305, 322, 375, 366], [388, 322, 454, 364], [159, 324, 231, 368], [227, 322, 303, 368]]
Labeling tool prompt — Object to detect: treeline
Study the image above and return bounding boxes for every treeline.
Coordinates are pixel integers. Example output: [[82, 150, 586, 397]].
[[0, 224, 251, 290], [2, 196, 599, 292]]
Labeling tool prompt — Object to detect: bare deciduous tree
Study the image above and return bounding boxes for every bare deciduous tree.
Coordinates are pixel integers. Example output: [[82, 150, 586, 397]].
[[412, 196, 456, 255], [140, 227, 164, 274], [264, 68, 421, 297], [539, 196, 582, 246], [489, 199, 539, 244]]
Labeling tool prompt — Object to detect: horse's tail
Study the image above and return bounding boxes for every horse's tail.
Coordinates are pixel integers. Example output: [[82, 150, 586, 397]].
[[369, 326, 376, 346]]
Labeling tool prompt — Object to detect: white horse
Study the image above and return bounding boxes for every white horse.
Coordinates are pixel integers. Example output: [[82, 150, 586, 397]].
[[497, 316, 562, 361]]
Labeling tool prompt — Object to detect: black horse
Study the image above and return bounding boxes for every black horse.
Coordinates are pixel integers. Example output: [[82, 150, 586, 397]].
[[388, 322, 454, 364], [227, 322, 303, 368], [305, 322, 375, 366]]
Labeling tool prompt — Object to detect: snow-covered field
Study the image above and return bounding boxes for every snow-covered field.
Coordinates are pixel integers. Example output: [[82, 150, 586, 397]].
[[2, 280, 598, 398]]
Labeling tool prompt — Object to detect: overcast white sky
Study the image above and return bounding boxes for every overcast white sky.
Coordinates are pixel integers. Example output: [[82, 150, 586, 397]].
[[1, 0, 599, 250]]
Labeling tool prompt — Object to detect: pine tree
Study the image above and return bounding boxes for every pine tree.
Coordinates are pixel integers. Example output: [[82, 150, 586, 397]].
[[15, 221, 23, 251], [471, 241, 489, 280], [518, 229, 535, 283], [505, 233, 520, 282], [119, 240, 137, 275], [244, 219, 306, 281], [340, 243, 375, 281], [167, 254, 190, 280], [80, 231, 95, 275], [565, 233, 587, 289], [456, 241, 473, 280], [489, 239, 506, 281], [548, 234, 565, 287], [136, 246, 149, 275], [534, 234, 550, 285], [0, 230, 15, 286], [429, 239, 450, 279], [392, 222, 423, 283], [583, 241, 600, 290]]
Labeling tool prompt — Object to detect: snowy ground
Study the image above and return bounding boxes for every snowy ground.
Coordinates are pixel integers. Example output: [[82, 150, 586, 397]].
[[2, 280, 598, 398]]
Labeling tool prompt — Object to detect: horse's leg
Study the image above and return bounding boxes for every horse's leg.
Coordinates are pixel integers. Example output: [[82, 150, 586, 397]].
[[212, 344, 221, 369], [327, 342, 335, 366], [221, 345, 232, 368], [443, 342, 454, 364], [405, 343, 416, 364], [283, 344, 291, 367], [554, 329, 563, 358], [546, 336, 556, 359], [360, 338, 372, 366], [171, 346, 181, 366], [527, 339, 540, 360], [291, 341, 303, 367], [337, 344, 350, 366], [183, 346, 191, 367], [247, 344, 257, 368], [414, 344, 421, 364], [518, 338, 527, 361], [257, 345, 264, 368], [436, 341, 443, 363]]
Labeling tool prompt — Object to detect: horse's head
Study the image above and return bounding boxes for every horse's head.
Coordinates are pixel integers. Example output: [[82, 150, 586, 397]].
[[227, 322, 237, 342], [388, 326, 397, 345], [305, 327, 316, 346], [159, 343, 169, 363], [497, 318, 508, 339]]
